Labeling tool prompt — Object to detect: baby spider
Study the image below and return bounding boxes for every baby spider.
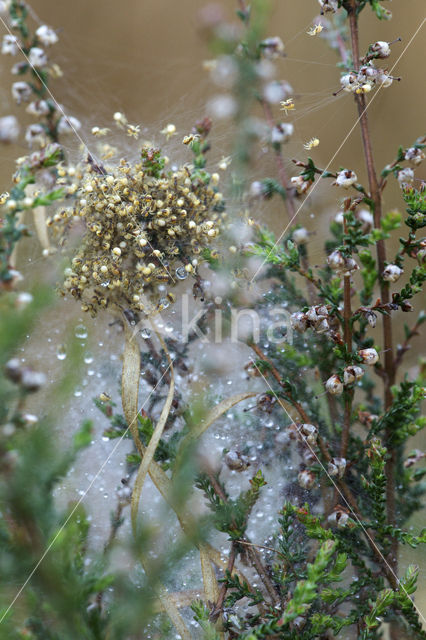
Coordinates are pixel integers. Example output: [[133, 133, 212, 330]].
[[126, 124, 140, 139], [307, 23, 324, 36], [161, 123, 177, 139], [182, 133, 200, 145], [304, 137, 320, 150], [91, 126, 110, 137], [280, 98, 295, 115]]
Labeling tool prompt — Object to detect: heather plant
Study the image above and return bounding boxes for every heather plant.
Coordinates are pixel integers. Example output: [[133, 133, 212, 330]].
[[0, 1, 425, 639]]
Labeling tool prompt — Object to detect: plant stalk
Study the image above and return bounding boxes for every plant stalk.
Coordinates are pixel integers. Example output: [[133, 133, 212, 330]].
[[347, 0, 398, 588]]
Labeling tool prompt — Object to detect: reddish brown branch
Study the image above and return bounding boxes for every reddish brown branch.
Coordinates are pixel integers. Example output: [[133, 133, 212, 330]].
[[347, 5, 398, 588]]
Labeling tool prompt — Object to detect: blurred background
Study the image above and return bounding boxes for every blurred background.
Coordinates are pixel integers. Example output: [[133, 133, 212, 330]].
[[0, 0, 425, 615]]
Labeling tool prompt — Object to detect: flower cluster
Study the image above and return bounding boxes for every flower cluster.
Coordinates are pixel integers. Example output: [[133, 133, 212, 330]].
[[291, 305, 335, 335], [1, 4, 80, 146], [50, 141, 224, 317], [339, 38, 400, 96], [325, 348, 378, 396]]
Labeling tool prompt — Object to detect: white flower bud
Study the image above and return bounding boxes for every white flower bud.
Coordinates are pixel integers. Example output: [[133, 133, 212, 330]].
[[300, 423, 318, 445], [328, 508, 350, 528], [291, 175, 310, 194], [292, 227, 309, 244], [370, 41, 391, 58], [343, 365, 364, 385], [397, 168, 414, 185], [358, 348, 379, 365], [21, 369, 47, 392], [249, 181, 264, 198], [57, 115, 81, 135], [356, 208, 374, 231], [404, 147, 425, 166], [2, 34, 19, 55], [306, 307, 319, 324], [28, 47, 48, 68], [15, 292, 34, 309], [340, 73, 357, 92], [116, 485, 132, 504], [383, 264, 403, 282], [291, 311, 308, 333], [12, 81, 32, 104], [36, 25, 58, 46], [315, 318, 330, 334], [224, 450, 249, 471], [263, 80, 293, 104], [25, 124, 46, 148], [318, 0, 338, 13], [376, 70, 393, 87], [335, 169, 358, 189], [26, 100, 50, 117], [327, 249, 346, 271], [271, 122, 293, 145], [260, 36, 285, 59], [0, 115, 19, 143], [326, 374, 343, 395], [298, 469, 316, 489], [328, 457, 347, 478], [5, 358, 22, 383]]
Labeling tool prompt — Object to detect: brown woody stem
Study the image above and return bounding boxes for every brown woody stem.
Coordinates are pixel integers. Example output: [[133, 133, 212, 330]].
[[348, 4, 398, 586]]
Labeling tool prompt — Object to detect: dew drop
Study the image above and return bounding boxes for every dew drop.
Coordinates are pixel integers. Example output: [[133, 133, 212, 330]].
[[75, 324, 88, 339], [140, 327, 151, 339], [84, 352, 94, 364], [175, 266, 187, 280], [56, 344, 67, 360]]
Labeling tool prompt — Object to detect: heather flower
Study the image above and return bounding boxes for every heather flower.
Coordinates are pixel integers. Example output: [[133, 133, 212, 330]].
[[382, 264, 403, 282], [328, 457, 347, 478], [335, 169, 357, 189], [343, 365, 364, 385], [260, 36, 285, 59], [263, 80, 293, 104], [404, 147, 424, 166], [358, 348, 379, 365], [318, 0, 338, 14], [57, 115, 82, 135], [25, 124, 46, 148], [0, 115, 19, 143], [298, 469, 315, 489], [2, 34, 19, 55], [26, 100, 50, 117], [369, 40, 391, 58], [291, 175, 310, 195], [397, 168, 414, 185], [12, 81, 32, 104], [340, 73, 357, 92], [271, 122, 293, 145], [291, 311, 308, 333], [325, 374, 343, 395], [28, 47, 48, 68], [292, 227, 309, 244], [300, 423, 318, 445], [35, 25, 58, 46]]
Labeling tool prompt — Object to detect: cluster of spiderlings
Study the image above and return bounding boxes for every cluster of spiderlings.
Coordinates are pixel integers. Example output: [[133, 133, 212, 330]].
[[49, 143, 225, 317]]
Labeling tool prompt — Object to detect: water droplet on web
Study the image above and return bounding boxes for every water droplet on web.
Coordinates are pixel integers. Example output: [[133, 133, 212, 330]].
[[74, 386, 83, 397], [56, 344, 67, 360], [141, 327, 151, 339], [75, 324, 88, 339], [159, 297, 169, 309], [175, 266, 187, 280], [84, 352, 94, 364]]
